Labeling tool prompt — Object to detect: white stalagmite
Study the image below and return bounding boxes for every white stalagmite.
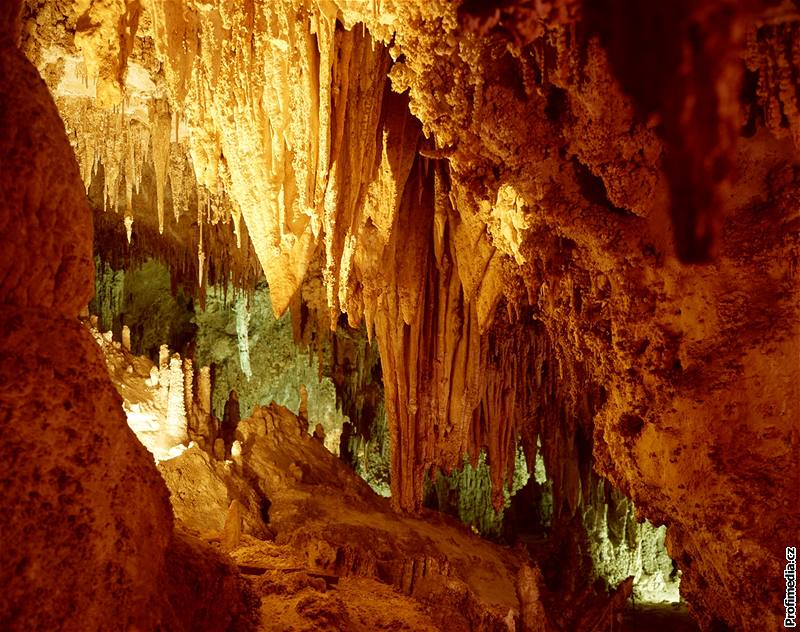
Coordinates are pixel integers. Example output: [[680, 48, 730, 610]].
[[155, 345, 171, 415], [195, 364, 214, 447], [147, 365, 159, 387], [124, 215, 133, 243], [121, 324, 131, 350], [159, 343, 170, 368], [89, 325, 189, 462], [166, 355, 188, 444]]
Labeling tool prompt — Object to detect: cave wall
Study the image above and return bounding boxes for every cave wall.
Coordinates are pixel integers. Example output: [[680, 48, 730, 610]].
[[14, 1, 800, 630], [0, 5, 174, 627], [0, 7, 251, 629]]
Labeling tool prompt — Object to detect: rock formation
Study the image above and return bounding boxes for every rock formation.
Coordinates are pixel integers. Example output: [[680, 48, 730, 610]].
[[0, 6, 171, 627], [164, 401, 640, 631], [2, 0, 799, 630], [0, 5, 247, 629]]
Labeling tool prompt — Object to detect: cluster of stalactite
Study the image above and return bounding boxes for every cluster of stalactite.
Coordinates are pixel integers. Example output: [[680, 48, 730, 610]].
[[22, 23, 260, 301], [290, 295, 388, 481], [20, 0, 606, 514], [89, 165, 263, 309], [361, 150, 603, 515], [13, 0, 731, 517]]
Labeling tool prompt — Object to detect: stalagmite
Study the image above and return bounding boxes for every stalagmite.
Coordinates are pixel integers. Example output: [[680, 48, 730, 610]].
[[222, 500, 243, 550], [121, 324, 131, 350], [213, 438, 225, 461], [198, 366, 212, 415], [159, 343, 169, 369], [166, 355, 188, 444], [298, 384, 309, 424], [183, 358, 194, 417], [147, 365, 159, 388]]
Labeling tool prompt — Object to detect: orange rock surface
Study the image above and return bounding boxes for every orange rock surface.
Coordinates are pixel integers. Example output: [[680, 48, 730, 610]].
[[1, 0, 798, 630]]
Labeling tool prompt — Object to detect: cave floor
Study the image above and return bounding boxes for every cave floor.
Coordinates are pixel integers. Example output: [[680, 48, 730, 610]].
[[621, 601, 699, 631]]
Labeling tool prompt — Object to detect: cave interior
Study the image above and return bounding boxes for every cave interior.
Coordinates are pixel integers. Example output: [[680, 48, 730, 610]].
[[0, 0, 798, 631]]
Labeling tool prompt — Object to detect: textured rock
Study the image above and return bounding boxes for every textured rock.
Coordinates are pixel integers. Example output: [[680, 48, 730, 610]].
[[164, 528, 255, 632], [0, 33, 93, 315], [0, 311, 174, 630], [240, 403, 529, 629], [14, 1, 800, 630], [255, 573, 442, 632], [0, 16, 176, 627], [158, 444, 272, 540], [167, 402, 642, 632]]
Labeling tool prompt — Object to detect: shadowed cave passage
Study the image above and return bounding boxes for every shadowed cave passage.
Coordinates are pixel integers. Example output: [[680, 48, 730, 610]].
[[1, 1, 798, 631]]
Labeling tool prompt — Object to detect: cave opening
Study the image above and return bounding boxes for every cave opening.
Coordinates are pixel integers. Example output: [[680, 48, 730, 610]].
[[2, 1, 798, 631]]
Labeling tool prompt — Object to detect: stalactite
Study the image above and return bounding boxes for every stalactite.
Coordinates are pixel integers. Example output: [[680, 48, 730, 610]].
[[92, 198, 263, 308], [150, 98, 171, 234], [71, 0, 141, 107], [169, 145, 194, 223], [197, 197, 205, 289], [583, 477, 681, 602], [234, 293, 252, 380]]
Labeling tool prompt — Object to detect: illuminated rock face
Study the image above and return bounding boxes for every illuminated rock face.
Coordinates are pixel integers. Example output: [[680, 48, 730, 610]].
[[9, 0, 800, 630], [90, 324, 194, 462]]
